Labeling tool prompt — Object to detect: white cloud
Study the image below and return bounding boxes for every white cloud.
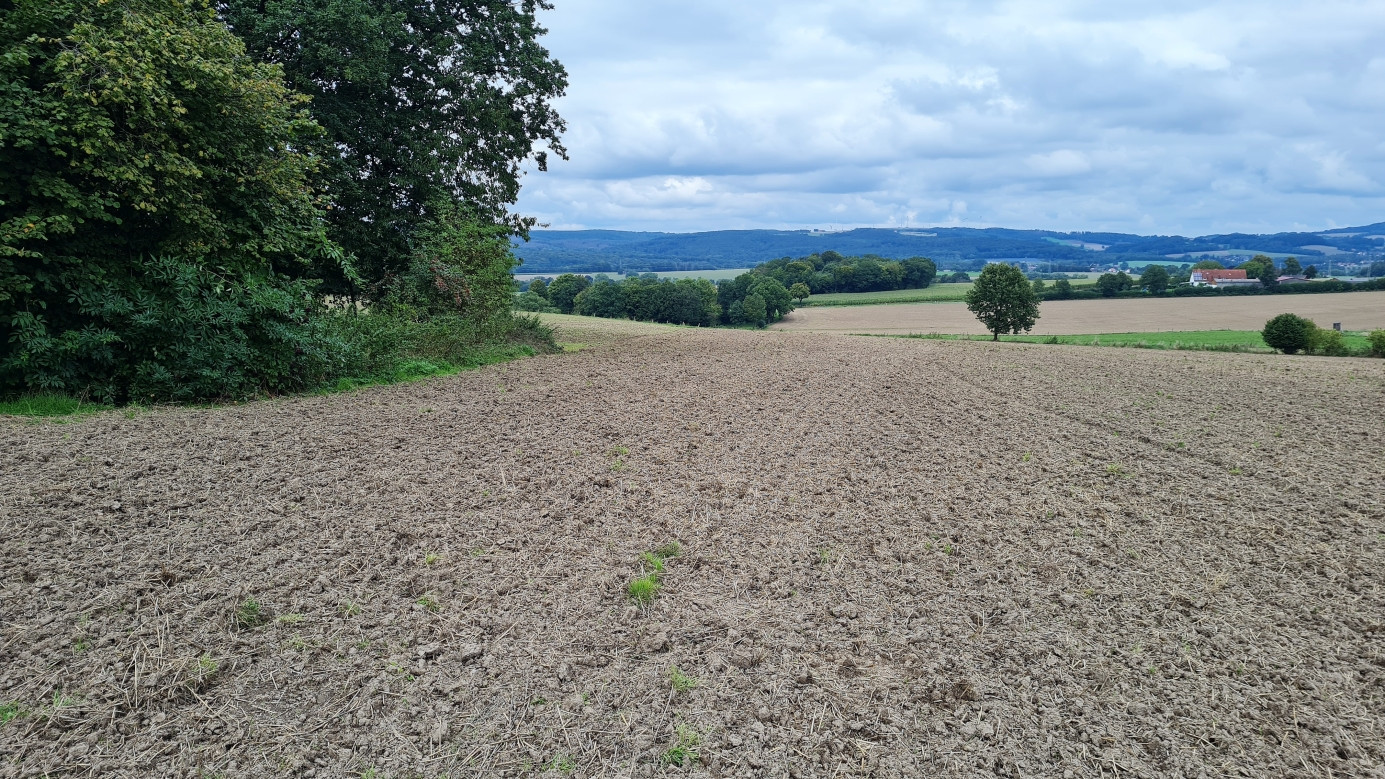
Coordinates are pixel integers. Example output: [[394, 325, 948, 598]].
[[516, 0, 1385, 233]]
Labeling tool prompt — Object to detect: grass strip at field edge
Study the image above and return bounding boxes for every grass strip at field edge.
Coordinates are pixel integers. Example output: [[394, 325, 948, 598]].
[[0, 344, 544, 421], [875, 329, 1376, 355]]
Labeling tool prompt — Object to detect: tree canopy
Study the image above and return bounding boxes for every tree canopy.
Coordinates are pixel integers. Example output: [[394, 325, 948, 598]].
[[1, 0, 341, 400], [1139, 264, 1170, 293], [750, 253, 936, 295], [220, 0, 569, 295], [965, 264, 1040, 340]]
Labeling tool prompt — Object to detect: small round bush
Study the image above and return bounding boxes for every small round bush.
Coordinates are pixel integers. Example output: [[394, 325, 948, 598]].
[[1262, 313, 1315, 354], [1370, 330, 1385, 358], [1313, 329, 1349, 357]]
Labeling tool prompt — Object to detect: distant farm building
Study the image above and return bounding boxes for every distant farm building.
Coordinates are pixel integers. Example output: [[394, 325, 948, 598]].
[[1189, 269, 1257, 287]]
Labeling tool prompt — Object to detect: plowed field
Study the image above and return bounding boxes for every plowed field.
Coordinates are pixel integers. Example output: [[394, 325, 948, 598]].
[[3, 320, 1383, 778], [772, 290, 1385, 335]]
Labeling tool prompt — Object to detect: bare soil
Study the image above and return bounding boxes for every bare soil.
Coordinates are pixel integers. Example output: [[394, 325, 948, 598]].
[[772, 290, 1385, 335], [2, 322, 1383, 778]]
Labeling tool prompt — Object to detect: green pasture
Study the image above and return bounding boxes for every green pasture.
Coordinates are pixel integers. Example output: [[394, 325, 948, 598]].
[[894, 329, 1375, 353]]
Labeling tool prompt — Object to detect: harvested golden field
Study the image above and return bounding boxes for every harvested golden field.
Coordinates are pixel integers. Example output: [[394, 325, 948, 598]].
[[2, 322, 1383, 778], [772, 290, 1385, 335]]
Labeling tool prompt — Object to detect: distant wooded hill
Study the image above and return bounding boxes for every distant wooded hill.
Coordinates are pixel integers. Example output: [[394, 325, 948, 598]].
[[511, 223, 1385, 274]]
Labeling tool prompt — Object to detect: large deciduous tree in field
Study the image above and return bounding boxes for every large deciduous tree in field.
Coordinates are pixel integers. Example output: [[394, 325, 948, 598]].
[[965, 264, 1040, 341], [1139, 265, 1170, 293], [220, 0, 569, 297], [1, 0, 343, 402]]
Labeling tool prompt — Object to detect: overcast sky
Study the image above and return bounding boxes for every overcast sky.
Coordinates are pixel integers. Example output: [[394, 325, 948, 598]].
[[514, 1, 1385, 235]]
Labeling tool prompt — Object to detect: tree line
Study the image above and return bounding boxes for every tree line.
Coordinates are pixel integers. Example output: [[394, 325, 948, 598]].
[[518, 273, 796, 328], [753, 252, 938, 294], [1, 0, 566, 403]]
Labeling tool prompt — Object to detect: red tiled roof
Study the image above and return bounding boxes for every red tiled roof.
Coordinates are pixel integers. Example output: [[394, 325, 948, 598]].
[[1191, 269, 1249, 282]]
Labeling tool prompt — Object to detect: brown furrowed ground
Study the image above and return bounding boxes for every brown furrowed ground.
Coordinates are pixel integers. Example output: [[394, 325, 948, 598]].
[[2, 321, 1383, 779], [772, 290, 1385, 335]]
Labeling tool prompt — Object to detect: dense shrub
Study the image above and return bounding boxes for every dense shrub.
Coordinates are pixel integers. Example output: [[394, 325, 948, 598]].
[[1371, 330, 1385, 358], [1, 0, 342, 401], [377, 203, 517, 325], [1262, 313, 1315, 354], [3, 257, 347, 403], [321, 310, 553, 392], [1307, 327, 1349, 357]]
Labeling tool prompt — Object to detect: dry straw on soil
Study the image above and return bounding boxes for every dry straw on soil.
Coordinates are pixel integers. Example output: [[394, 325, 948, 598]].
[[1, 321, 1383, 778]]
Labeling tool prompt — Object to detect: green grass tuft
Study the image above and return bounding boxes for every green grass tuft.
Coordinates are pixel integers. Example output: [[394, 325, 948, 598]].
[[0, 393, 112, 418], [628, 574, 660, 605], [669, 666, 699, 694]]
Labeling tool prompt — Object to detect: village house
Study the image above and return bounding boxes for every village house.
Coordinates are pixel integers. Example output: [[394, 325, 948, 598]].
[[1189, 268, 1259, 287]]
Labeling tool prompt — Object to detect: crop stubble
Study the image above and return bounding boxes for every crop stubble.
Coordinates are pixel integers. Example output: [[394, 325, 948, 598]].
[[1, 323, 1382, 778]]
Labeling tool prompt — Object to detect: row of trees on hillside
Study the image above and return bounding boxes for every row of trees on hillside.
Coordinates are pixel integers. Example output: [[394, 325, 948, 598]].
[[518, 272, 795, 327], [2, 0, 566, 402], [753, 252, 937, 294]]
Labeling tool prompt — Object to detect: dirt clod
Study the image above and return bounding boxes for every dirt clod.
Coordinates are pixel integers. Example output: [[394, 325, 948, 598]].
[[1, 322, 1382, 777]]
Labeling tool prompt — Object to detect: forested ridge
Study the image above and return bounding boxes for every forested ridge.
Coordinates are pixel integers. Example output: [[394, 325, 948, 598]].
[[511, 225, 1385, 274]]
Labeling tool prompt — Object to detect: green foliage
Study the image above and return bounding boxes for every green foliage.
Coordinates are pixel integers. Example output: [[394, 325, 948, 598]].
[[1262, 313, 1315, 354], [566, 274, 725, 325], [1309, 327, 1349, 357], [0, 0, 346, 402], [717, 273, 791, 327], [0, 702, 21, 726], [235, 598, 266, 629], [1282, 257, 1302, 276], [6, 257, 346, 403], [1050, 278, 1074, 299], [1236, 254, 1280, 288], [546, 274, 591, 314], [573, 279, 628, 319], [627, 574, 659, 605], [222, 0, 568, 295], [750, 252, 936, 295], [513, 291, 554, 312], [741, 292, 768, 327], [322, 311, 554, 390], [379, 203, 518, 324], [789, 282, 811, 302], [661, 724, 701, 767], [1139, 264, 1171, 293], [1370, 330, 1385, 357], [1096, 271, 1134, 297], [669, 666, 699, 694], [965, 264, 1040, 340], [1, 0, 332, 274], [0, 393, 109, 418]]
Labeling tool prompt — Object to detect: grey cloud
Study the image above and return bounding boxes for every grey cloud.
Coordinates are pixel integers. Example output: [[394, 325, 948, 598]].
[[516, 0, 1385, 234]]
